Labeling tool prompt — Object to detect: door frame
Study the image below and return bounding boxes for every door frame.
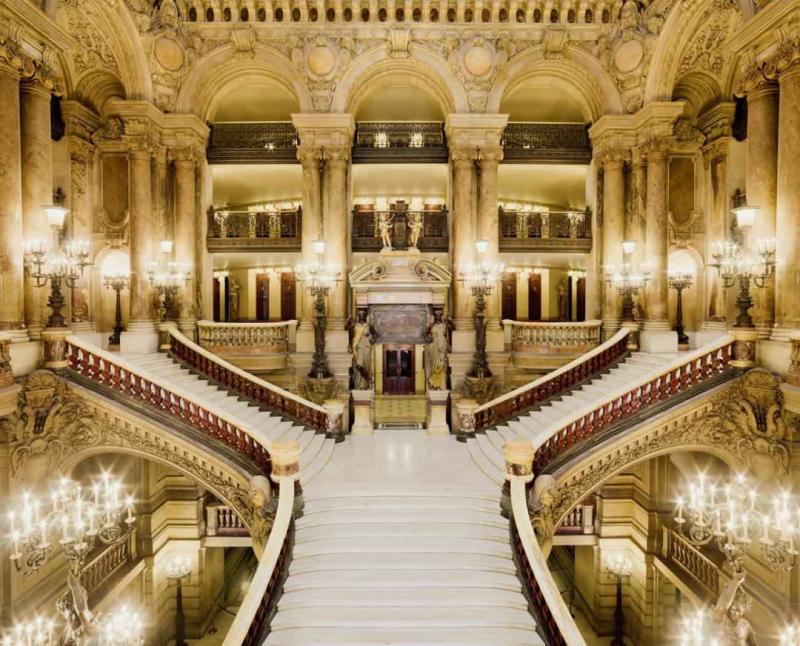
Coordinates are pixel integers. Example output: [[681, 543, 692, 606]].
[[382, 344, 415, 395]]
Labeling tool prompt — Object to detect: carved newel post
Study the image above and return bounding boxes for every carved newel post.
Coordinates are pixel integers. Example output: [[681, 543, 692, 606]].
[[42, 328, 70, 370], [501, 440, 534, 518], [270, 440, 303, 518]]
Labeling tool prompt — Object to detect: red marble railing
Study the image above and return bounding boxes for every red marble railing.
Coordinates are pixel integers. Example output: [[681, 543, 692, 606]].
[[169, 330, 329, 433], [474, 328, 630, 432], [533, 339, 735, 474], [65, 338, 271, 476]]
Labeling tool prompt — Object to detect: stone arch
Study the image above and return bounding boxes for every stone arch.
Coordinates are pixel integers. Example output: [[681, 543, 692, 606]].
[[645, 0, 742, 105], [175, 44, 314, 118], [487, 46, 624, 120], [672, 71, 723, 119], [73, 69, 128, 116], [332, 46, 469, 115]]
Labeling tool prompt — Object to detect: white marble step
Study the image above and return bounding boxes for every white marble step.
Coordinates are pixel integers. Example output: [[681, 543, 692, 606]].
[[294, 521, 507, 542], [282, 568, 523, 592], [277, 587, 528, 609], [299, 437, 336, 485], [289, 552, 517, 576], [264, 626, 543, 645], [295, 506, 502, 528], [474, 433, 504, 470], [292, 536, 513, 559], [269, 606, 537, 630], [466, 440, 504, 484], [302, 493, 498, 512]]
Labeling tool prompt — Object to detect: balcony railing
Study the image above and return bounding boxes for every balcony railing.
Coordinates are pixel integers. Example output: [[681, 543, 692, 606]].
[[499, 206, 592, 252], [206, 502, 249, 537], [207, 122, 298, 164], [664, 528, 721, 599], [555, 501, 594, 535], [207, 207, 302, 252], [505, 320, 601, 355], [502, 122, 592, 163], [353, 121, 448, 163], [81, 538, 133, 597], [351, 205, 448, 251], [198, 320, 296, 355]]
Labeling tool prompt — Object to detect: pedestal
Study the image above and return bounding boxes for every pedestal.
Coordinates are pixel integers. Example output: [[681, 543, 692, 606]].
[[350, 389, 374, 436], [324, 398, 346, 442], [42, 328, 70, 370], [501, 439, 534, 517], [158, 321, 178, 352], [454, 397, 478, 442], [730, 328, 759, 369], [120, 321, 158, 354], [639, 328, 678, 353], [270, 440, 303, 516], [621, 321, 639, 351], [426, 389, 450, 435]]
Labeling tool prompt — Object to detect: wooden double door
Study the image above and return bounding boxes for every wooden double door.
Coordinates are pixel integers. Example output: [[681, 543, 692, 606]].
[[383, 345, 415, 395]]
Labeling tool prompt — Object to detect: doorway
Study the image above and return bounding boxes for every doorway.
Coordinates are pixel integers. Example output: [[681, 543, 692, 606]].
[[528, 273, 542, 321], [383, 345, 415, 395], [256, 273, 269, 321]]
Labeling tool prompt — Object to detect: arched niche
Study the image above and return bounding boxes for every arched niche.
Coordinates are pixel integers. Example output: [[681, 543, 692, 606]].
[[210, 76, 301, 122], [353, 82, 445, 121], [499, 77, 589, 122], [672, 71, 722, 120]]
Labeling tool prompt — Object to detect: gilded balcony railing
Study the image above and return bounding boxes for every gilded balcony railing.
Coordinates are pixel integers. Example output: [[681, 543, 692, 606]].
[[353, 121, 448, 162], [207, 122, 298, 163], [502, 122, 592, 163], [207, 207, 302, 251], [505, 320, 602, 355], [499, 206, 592, 252], [80, 538, 133, 596], [664, 527, 721, 599], [206, 502, 249, 537], [555, 502, 594, 535], [198, 320, 296, 355]]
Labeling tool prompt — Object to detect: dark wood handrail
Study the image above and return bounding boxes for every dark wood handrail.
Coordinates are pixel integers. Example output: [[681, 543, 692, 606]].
[[533, 340, 735, 474], [474, 329, 629, 432], [65, 339, 272, 476], [168, 330, 329, 433]]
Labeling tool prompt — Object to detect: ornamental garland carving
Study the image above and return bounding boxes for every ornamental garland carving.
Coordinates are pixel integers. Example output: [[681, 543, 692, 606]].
[[530, 369, 792, 542], [57, 0, 120, 77], [676, 3, 739, 77], [0, 370, 264, 535]]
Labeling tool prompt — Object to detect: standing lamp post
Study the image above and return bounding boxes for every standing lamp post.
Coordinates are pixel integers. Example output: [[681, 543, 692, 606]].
[[606, 241, 651, 323], [460, 239, 503, 379], [166, 555, 192, 646], [103, 271, 130, 347], [604, 554, 632, 646], [709, 205, 775, 329], [23, 205, 91, 329], [296, 239, 339, 380], [667, 267, 694, 347], [147, 239, 191, 322]]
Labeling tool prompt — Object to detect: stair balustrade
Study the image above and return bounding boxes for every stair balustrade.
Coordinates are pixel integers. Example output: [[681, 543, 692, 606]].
[[510, 477, 587, 646], [533, 336, 735, 474], [474, 328, 630, 432], [168, 328, 330, 432], [664, 527, 721, 598], [198, 320, 296, 355], [506, 319, 602, 354], [80, 538, 133, 596], [555, 502, 594, 535], [206, 502, 249, 537], [65, 336, 272, 474]]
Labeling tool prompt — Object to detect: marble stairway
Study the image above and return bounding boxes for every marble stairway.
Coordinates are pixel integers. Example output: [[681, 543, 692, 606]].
[[468, 351, 680, 485], [264, 431, 544, 646], [121, 353, 335, 485]]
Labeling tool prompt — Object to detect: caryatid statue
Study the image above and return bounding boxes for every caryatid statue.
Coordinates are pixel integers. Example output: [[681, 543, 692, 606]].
[[347, 309, 377, 390], [425, 308, 454, 390]]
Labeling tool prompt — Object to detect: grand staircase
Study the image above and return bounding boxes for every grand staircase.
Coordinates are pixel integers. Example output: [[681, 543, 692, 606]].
[[467, 350, 681, 484], [120, 352, 335, 484], [263, 432, 544, 645]]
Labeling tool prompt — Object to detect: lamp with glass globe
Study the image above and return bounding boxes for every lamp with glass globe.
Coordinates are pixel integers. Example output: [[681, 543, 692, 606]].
[[23, 204, 92, 329], [165, 554, 192, 646], [604, 553, 632, 646]]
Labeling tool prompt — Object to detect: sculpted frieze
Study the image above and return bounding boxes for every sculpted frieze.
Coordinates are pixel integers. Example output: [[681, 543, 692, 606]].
[[57, 0, 120, 77]]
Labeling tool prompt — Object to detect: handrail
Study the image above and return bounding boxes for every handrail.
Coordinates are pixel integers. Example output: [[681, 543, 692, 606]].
[[168, 328, 329, 432], [65, 335, 271, 474], [533, 335, 735, 474], [504, 320, 602, 354], [224, 477, 294, 646], [510, 477, 587, 646], [197, 320, 297, 355], [474, 328, 630, 431], [198, 319, 298, 329], [504, 319, 602, 329]]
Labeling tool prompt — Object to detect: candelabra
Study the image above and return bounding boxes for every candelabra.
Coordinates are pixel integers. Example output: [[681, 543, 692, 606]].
[[780, 624, 800, 646], [460, 239, 503, 379], [166, 555, 192, 646], [147, 240, 191, 322], [23, 205, 91, 329], [103, 271, 130, 346], [4, 472, 138, 645], [604, 554, 632, 646], [2, 607, 144, 646], [709, 205, 775, 329], [605, 241, 651, 322], [675, 472, 799, 573], [668, 267, 694, 347], [296, 240, 339, 380], [678, 610, 723, 646]]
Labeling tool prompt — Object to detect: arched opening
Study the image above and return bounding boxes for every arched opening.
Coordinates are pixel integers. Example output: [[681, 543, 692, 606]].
[[209, 77, 300, 122], [672, 72, 722, 120], [500, 77, 591, 123], [353, 82, 446, 121]]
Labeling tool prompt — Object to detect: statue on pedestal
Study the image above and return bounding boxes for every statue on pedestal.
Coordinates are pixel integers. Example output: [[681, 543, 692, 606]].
[[229, 278, 240, 321], [378, 211, 394, 250], [347, 309, 377, 389], [408, 212, 423, 249], [425, 308, 454, 390]]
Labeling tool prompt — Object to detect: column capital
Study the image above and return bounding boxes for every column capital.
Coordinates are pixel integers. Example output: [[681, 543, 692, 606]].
[[168, 146, 201, 166], [449, 144, 478, 164], [0, 32, 24, 77], [291, 113, 354, 149], [323, 145, 350, 164], [763, 37, 800, 81], [641, 135, 673, 160], [445, 113, 507, 150], [597, 148, 630, 168], [477, 145, 503, 165], [297, 144, 322, 166], [19, 58, 56, 96]]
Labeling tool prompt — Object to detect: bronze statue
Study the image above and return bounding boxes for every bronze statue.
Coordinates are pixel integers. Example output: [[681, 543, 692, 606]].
[[346, 309, 377, 389]]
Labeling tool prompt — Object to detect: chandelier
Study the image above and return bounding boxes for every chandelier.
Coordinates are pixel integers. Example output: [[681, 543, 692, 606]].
[[147, 239, 190, 321], [605, 241, 651, 322]]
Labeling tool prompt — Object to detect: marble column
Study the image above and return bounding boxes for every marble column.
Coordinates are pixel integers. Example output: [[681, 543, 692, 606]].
[[746, 79, 779, 335], [601, 152, 626, 334], [0, 51, 25, 334], [324, 147, 349, 328], [644, 142, 670, 328], [628, 147, 647, 267], [702, 138, 729, 328], [297, 146, 322, 332], [774, 59, 800, 335], [68, 135, 96, 329], [173, 150, 197, 337], [20, 72, 53, 336], [477, 147, 502, 332], [451, 146, 476, 328], [152, 147, 168, 239], [121, 144, 157, 353]]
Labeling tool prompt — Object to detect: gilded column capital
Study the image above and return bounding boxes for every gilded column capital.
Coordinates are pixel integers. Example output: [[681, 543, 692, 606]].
[[169, 146, 201, 166], [450, 144, 477, 165], [701, 136, 729, 166], [736, 60, 777, 97], [0, 31, 24, 76], [642, 136, 673, 161], [19, 58, 56, 96], [477, 145, 503, 165], [763, 38, 800, 80], [323, 145, 350, 164], [297, 144, 322, 166], [597, 148, 630, 169]]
